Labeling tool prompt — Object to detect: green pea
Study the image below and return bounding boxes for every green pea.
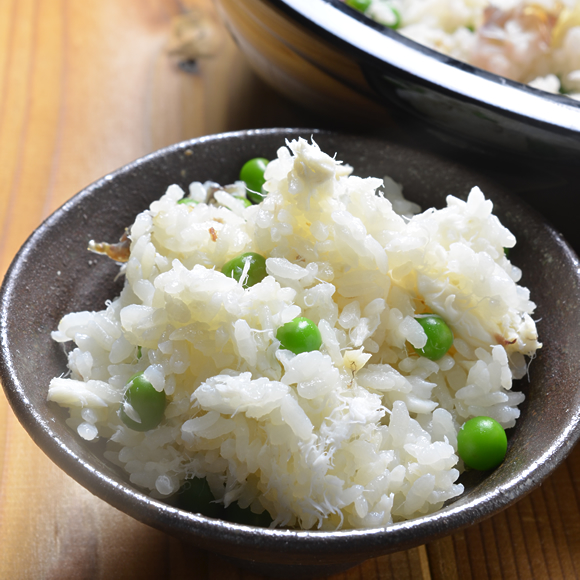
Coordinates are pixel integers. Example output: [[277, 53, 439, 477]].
[[385, 7, 401, 29], [457, 416, 508, 471], [119, 373, 166, 431], [224, 502, 273, 527], [239, 157, 269, 204], [177, 197, 199, 205], [136, 346, 142, 360], [233, 195, 252, 208], [345, 0, 371, 12], [221, 252, 267, 288], [276, 317, 322, 355], [503, 247, 510, 257], [178, 477, 225, 518], [559, 84, 571, 95], [413, 314, 454, 361]]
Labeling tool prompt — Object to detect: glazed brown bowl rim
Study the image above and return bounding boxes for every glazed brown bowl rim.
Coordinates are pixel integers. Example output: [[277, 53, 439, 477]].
[[1, 128, 579, 563]]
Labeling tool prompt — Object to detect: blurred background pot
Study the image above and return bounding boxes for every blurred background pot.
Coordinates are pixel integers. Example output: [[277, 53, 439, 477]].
[[215, 0, 580, 160]]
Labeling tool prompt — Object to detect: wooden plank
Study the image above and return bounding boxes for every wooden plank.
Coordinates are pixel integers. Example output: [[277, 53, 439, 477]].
[[427, 535, 460, 580], [1, 0, 580, 578]]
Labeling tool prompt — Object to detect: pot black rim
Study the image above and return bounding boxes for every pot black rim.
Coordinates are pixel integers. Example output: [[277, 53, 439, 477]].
[[251, 0, 580, 138]]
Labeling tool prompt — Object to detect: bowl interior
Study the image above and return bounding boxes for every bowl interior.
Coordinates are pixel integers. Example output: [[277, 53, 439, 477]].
[[2, 128, 580, 569]]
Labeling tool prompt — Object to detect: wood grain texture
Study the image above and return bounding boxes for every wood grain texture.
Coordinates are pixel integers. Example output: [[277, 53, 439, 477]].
[[1, 1, 580, 579]]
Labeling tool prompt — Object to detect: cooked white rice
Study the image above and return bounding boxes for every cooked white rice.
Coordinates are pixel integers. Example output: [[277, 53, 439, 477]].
[[48, 138, 540, 530], [348, 0, 580, 98]]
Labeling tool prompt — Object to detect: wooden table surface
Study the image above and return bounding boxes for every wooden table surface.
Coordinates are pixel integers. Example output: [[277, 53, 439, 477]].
[[2, 1, 580, 578]]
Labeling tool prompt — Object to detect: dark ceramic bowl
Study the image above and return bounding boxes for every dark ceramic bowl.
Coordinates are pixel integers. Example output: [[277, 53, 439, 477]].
[[214, 0, 580, 160], [2, 128, 580, 578]]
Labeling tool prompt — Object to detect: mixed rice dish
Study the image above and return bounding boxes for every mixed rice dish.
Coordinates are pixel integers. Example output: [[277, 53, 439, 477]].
[[343, 0, 580, 98], [48, 138, 541, 530]]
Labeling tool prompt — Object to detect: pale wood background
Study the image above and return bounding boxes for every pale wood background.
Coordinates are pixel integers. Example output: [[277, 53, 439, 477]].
[[2, 1, 580, 578]]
